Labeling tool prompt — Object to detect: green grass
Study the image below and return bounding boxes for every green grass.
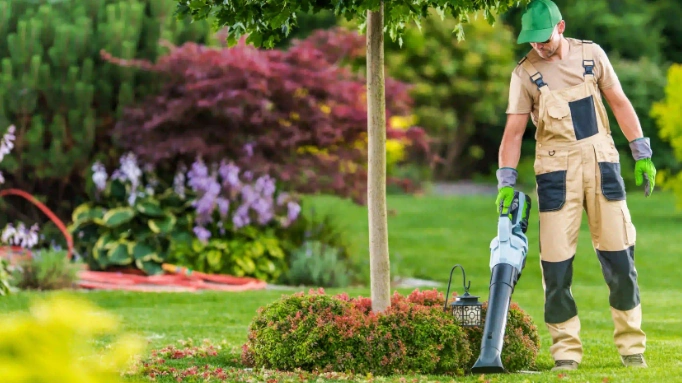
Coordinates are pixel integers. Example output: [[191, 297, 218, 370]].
[[2, 190, 682, 382]]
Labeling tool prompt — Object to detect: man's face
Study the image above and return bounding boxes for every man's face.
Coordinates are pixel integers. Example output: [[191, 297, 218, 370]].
[[530, 25, 560, 59]]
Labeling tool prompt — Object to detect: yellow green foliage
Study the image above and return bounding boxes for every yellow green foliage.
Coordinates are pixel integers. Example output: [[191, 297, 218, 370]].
[[296, 113, 417, 178], [0, 294, 145, 382], [651, 63, 682, 209], [381, 11, 517, 179]]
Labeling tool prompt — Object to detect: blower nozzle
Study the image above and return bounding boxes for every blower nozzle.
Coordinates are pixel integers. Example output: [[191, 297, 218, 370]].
[[471, 191, 531, 374]]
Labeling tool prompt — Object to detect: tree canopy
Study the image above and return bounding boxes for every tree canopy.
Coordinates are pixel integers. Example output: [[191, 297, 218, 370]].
[[175, 0, 527, 48]]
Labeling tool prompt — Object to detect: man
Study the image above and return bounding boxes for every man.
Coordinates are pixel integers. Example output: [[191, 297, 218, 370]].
[[495, 0, 657, 372]]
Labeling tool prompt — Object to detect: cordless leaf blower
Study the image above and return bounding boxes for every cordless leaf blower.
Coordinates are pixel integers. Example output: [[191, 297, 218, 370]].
[[471, 191, 531, 374]]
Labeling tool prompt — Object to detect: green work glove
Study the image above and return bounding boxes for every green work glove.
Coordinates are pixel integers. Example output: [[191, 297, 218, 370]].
[[634, 158, 656, 197], [496, 186, 515, 214], [629, 137, 656, 197], [495, 167, 518, 214]]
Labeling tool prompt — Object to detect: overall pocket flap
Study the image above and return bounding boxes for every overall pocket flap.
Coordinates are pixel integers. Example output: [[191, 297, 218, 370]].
[[547, 102, 570, 120], [594, 141, 621, 163]]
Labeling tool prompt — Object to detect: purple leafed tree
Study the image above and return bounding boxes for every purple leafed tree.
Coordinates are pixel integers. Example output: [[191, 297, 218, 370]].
[[101, 28, 427, 204]]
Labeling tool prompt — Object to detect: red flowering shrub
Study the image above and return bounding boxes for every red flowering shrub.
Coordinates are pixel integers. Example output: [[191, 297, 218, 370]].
[[241, 288, 540, 376], [241, 288, 471, 376], [101, 28, 429, 204]]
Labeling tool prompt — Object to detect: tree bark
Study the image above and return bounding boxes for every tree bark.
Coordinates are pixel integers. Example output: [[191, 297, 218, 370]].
[[366, 3, 391, 313]]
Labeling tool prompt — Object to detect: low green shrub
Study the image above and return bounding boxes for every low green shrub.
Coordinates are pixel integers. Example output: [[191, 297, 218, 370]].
[[241, 289, 472, 376], [242, 288, 541, 376], [10, 249, 81, 291], [275, 206, 360, 287], [278, 240, 351, 288]]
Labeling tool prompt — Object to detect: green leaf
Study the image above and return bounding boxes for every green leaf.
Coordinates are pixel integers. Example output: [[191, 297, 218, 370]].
[[257, 258, 276, 274], [93, 233, 117, 253], [91, 245, 108, 269], [71, 203, 105, 224], [234, 256, 256, 274], [106, 179, 128, 202], [149, 213, 177, 234], [136, 259, 163, 275], [102, 207, 136, 228], [206, 249, 222, 271], [136, 199, 165, 217], [251, 241, 265, 258], [191, 239, 205, 253], [209, 238, 228, 250], [170, 230, 194, 246], [263, 238, 285, 259], [131, 243, 155, 261], [108, 242, 131, 265], [245, 31, 263, 47]]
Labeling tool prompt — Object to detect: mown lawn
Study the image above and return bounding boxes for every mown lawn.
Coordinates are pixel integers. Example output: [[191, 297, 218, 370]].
[[2, 189, 682, 382]]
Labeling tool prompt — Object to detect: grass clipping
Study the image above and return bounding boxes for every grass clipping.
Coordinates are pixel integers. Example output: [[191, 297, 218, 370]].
[[242, 288, 540, 376]]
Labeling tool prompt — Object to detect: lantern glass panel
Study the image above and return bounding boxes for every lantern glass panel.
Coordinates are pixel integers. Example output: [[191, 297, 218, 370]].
[[452, 303, 481, 327]]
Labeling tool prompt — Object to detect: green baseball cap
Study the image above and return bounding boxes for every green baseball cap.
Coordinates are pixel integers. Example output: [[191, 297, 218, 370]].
[[517, 0, 562, 44]]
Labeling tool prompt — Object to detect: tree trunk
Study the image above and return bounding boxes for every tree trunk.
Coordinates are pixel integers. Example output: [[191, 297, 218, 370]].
[[366, 3, 391, 313]]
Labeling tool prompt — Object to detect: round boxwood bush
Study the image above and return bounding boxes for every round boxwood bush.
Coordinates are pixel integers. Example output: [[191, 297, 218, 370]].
[[462, 301, 541, 372], [241, 288, 472, 376]]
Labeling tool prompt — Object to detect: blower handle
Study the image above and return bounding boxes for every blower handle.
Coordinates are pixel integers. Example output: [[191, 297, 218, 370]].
[[443, 264, 471, 312]]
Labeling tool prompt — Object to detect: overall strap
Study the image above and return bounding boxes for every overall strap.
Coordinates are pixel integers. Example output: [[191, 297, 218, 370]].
[[518, 56, 550, 95], [581, 40, 596, 82]]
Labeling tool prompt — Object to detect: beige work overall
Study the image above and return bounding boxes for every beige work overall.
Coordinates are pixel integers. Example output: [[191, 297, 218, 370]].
[[518, 41, 645, 363]]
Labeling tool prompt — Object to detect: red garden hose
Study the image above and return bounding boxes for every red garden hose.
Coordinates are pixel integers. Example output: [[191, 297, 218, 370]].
[[0, 188, 267, 292], [0, 188, 74, 260]]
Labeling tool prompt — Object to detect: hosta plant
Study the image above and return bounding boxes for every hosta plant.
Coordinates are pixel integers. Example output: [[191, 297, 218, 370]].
[[69, 151, 304, 277], [168, 156, 303, 281], [68, 153, 195, 275]]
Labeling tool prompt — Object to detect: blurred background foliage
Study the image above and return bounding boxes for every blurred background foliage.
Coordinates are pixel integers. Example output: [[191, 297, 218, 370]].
[[0, 0, 681, 275]]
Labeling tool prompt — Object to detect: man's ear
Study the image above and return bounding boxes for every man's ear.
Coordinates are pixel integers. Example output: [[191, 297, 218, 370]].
[[557, 20, 566, 34]]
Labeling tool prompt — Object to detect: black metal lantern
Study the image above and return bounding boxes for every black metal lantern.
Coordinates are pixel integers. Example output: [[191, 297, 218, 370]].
[[443, 264, 483, 327]]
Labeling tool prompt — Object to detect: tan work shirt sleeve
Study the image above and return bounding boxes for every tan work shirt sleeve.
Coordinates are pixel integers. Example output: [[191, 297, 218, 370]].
[[594, 43, 620, 90], [506, 70, 533, 114]]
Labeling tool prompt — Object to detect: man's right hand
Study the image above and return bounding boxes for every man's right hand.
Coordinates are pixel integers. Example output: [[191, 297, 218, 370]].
[[495, 167, 519, 214], [496, 113, 526, 213], [496, 186, 515, 214]]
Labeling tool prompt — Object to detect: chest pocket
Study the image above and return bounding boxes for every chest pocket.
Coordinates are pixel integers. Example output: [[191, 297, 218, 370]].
[[541, 95, 573, 140]]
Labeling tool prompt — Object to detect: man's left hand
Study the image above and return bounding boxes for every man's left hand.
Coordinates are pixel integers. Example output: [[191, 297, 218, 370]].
[[629, 137, 656, 197], [634, 158, 656, 197]]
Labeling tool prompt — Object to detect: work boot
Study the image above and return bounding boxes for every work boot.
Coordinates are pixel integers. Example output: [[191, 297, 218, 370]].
[[551, 360, 579, 371], [621, 353, 648, 368]]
